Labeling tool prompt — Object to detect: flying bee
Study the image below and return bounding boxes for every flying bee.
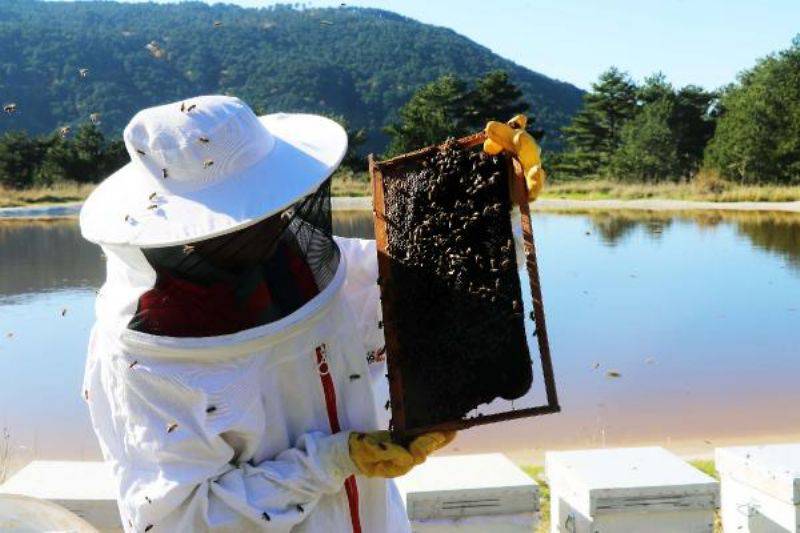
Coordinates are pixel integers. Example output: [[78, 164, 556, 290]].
[[180, 101, 186, 112], [213, 20, 223, 27], [61, 308, 67, 316], [166, 422, 178, 433], [606, 370, 621, 379], [128, 360, 138, 369], [136, 148, 146, 156], [186, 104, 197, 112], [161, 168, 168, 179], [148, 192, 158, 201], [296, 504, 304, 513], [198, 136, 209, 144], [205, 405, 217, 414], [90, 113, 101, 125], [203, 159, 214, 169], [144, 525, 153, 532], [320, 20, 333, 26], [182, 244, 195, 255], [349, 374, 360, 381], [4, 103, 17, 114], [147, 204, 158, 210], [59, 126, 71, 138], [144, 496, 152, 504], [145, 41, 165, 59], [262, 512, 271, 521], [78, 68, 89, 78]]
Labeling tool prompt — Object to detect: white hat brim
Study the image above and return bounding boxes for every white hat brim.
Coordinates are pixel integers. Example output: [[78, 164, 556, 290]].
[[80, 113, 347, 248]]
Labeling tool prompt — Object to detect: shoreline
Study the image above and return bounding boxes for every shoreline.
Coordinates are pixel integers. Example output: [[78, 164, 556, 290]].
[[3, 197, 800, 221]]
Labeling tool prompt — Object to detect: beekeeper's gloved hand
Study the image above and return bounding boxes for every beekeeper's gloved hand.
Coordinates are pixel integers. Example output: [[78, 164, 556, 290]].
[[348, 430, 456, 477], [483, 114, 546, 202]]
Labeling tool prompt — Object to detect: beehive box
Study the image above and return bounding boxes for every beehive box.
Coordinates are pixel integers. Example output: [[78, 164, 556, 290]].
[[545, 447, 719, 533], [369, 132, 558, 440], [0, 460, 121, 532], [394, 453, 539, 532], [716, 443, 800, 532]]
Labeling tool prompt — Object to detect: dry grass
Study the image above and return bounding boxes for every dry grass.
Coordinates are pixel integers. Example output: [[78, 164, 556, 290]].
[[331, 169, 370, 197], [543, 174, 800, 203], [0, 182, 94, 208]]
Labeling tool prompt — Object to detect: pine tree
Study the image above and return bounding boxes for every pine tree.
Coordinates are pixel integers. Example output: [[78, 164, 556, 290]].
[[610, 98, 679, 182], [559, 67, 637, 177], [466, 70, 530, 130]]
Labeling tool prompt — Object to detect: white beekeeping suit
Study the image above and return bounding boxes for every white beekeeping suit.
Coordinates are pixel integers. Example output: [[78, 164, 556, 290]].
[[79, 95, 406, 532]]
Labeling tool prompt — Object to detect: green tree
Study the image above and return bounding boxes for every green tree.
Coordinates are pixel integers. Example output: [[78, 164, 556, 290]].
[[34, 136, 78, 186], [0, 132, 46, 188], [609, 98, 679, 182], [559, 67, 638, 177], [466, 70, 530, 130], [384, 75, 470, 156], [705, 36, 800, 183]]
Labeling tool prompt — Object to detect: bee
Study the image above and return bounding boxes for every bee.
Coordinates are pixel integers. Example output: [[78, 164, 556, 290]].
[[83, 389, 89, 401], [205, 405, 217, 414], [124, 214, 131, 223], [213, 20, 223, 27], [144, 525, 153, 532], [187, 104, 197, 112], [136, 148, 146, 156], [320, 20, 333, 26], [145, 41, 165, 59], [349, 374, 360, 381], [128, 360, 138, 369], [148, 192, 158, 201], [180, 102, 186, 112], [296, 504, 304, 513], [144, 496, 152, 504], [78, 68, 89, 78], [198, 136, 210, 144], [606, 370, 621, 379], [203, 159, 214, 169], [166, 422, 178, 433], [3, 103, 17, 114], [261, 512, 271, 521], [147, 204, 158, 210], [591, 362, 600, 370], [161, 168, 168, 179], [59, 126, 71, 138], [89, 113, 101, 125], [5, 332, 12, 338], [384, 400, 390, 411], [182, 244, 195, 255], [61, 308, 67, 317]]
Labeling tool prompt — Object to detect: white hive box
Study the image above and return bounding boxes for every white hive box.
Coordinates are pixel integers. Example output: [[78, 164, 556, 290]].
[[394, 453, 539, 532], [545, 447, 718, 533], [0, 460, 121, 532], [716, 443, 800, 532]]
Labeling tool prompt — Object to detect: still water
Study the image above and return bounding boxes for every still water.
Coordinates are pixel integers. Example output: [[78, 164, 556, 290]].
[[1, 210, 799, 468]]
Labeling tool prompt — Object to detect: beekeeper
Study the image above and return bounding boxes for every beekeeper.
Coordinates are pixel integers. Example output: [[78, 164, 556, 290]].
[[79, 95, 456, 533]]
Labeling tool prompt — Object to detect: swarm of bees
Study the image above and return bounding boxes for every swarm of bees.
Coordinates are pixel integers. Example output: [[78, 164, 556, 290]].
[[3, 103, 16, 114], [145, 40, 166, 59]]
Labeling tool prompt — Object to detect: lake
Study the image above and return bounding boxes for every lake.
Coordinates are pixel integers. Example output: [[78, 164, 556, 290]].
[[1, 209, 799, 470]]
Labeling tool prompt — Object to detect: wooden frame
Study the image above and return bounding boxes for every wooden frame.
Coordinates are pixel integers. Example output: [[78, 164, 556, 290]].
[[369, 132, 559, 439]]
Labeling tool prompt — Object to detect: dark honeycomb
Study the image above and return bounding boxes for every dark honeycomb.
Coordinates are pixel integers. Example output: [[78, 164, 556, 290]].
[[383, 141, 533, 429]]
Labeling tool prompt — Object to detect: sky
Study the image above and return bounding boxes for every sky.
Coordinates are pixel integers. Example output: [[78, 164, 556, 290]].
[[57, 0, 799, 90]]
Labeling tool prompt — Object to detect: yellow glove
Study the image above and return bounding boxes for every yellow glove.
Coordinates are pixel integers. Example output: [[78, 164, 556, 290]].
[[349, 431, 415, 478], [407, 431, 457, 465], [483, 114, 546, 202]]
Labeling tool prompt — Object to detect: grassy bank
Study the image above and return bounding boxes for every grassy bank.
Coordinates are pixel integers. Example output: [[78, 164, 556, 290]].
[[523, 460, 720, 533], [3, 174, 800, 209]]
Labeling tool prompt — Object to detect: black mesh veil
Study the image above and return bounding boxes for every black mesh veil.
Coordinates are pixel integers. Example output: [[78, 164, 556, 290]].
[[128, 179, 338, 337]]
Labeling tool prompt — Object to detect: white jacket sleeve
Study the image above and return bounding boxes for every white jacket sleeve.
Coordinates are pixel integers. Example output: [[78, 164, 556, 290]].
[[84, 341, 357, 532]]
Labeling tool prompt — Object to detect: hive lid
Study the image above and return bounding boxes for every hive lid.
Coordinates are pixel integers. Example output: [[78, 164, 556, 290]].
[[0, 461, 115, 502], [546, 447, 719, 515], [716, 444, 800, 505], [394, 453, 538, 520]]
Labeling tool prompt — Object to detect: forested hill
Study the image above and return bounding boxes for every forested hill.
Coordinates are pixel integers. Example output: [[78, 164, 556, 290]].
[[0, 0, 583, 152]]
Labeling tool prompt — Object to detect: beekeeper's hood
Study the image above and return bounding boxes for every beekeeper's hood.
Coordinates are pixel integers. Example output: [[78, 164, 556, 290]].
[[79, 95, 348, 334]]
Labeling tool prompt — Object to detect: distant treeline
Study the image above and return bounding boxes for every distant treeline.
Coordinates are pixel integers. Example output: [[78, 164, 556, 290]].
[[554, 36, 800, 184], [1, 36, 799, 189], [0, 124, 126, 188]]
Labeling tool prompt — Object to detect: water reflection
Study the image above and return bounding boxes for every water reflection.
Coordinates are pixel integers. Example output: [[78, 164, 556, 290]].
[[1, 209, 799, 468]]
